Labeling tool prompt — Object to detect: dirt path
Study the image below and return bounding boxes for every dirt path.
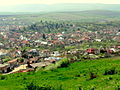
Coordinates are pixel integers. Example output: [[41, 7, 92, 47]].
[[11, 64, 27, 73], [3, 64, 27, 75]]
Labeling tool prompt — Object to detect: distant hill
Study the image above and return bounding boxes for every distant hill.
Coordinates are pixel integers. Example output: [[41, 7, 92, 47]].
[[80, 10, 120, 16], [1, 3, 120, 13], [33, 10, 120, 22], [0, 10, 120, 25]]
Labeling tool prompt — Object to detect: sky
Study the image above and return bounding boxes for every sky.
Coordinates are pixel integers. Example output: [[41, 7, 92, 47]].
[[1, 0, 120, 6]]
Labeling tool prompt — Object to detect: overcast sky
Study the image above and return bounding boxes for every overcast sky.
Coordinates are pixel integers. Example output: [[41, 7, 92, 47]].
[[1, 0, 120, 6]]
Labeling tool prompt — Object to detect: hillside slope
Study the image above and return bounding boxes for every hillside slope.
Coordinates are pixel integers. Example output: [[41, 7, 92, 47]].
[[0, 57, 120, 89]]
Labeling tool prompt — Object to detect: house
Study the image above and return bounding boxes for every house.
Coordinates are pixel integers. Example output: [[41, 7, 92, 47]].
[[11, 50, 22, 58], [51, 51, 61, 57], [107, 49, 114, 54], [0, 63, 10, 73], [108, 48, 118, 53], [0, 52, 8, 58], [48, 59, 56, 63], [16, 50, 22, 56], [28, 57, 39, 64], [41, 41, 48, 45], [86, 48, 98, 54], [58, 37, 64, 40], [28, 49, 39, 57], [0, 43, 4, 48], [44, 57, 62, 62], [7, 59, 19, 70], [114, 46, 120, 52], [21, 40, 29, 45], [116, 46, 120, 49], [111, 46, 120, 51], [113, 37, 120, 41], [40, 50, 51, 57], [95, 39, 102, 42]]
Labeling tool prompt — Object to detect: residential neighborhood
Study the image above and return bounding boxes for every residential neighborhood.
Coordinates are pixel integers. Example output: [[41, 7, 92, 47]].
[[0, 21, 120, 74]]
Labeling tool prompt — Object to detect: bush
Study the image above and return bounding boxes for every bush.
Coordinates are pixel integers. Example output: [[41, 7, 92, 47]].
[[18, 58, 24, 63], [56, 58, 70, 68], [45, 58, 69, 71], [104, 67, 116, 75], [26, 82, 53, 90], [0, 75, 6, 80], [44, 64, 57, 71], [89, 72, 97, 80]]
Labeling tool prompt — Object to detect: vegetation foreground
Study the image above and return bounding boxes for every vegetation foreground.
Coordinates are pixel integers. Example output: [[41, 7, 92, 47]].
[[0, 57, 120, 90]]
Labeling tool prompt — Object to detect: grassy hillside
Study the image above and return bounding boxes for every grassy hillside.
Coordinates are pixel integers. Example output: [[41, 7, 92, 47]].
[[0, 57, 120, 90]]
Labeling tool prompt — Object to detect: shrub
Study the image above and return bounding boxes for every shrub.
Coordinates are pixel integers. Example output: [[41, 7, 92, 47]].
[[44, 64, 57, 71], [56, 58, 70, 68], [89, 72, 97, 80], [45, 58, 69, 71], [26, 82, 53, 90], [0, 76, 6, 80], [104, 67, 116, 75], [18, 58, 24, 63]]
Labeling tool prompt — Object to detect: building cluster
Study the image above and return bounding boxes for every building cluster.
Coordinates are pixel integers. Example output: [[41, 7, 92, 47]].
[[0, 20, 120, 74]]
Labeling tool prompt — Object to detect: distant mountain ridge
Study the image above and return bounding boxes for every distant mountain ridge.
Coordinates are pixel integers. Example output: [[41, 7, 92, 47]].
[[80, 10, 120, 16], [0, 10, 120, 23], [0, 3, 120, 13]]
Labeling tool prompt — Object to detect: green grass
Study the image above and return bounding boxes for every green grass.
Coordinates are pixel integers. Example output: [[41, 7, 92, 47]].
[[0, 57, 120, 90]]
